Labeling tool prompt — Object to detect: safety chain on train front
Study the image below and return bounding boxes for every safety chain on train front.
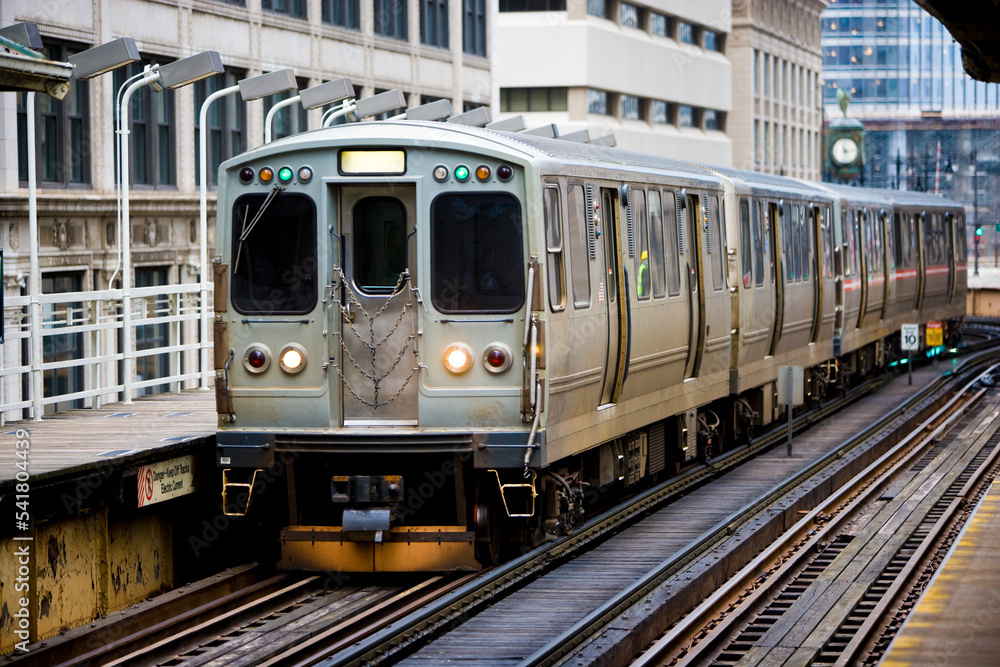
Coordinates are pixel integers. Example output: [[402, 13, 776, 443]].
[[333, 268, 418, 409]]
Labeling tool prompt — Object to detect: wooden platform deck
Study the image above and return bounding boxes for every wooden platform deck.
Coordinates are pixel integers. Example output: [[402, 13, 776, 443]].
[[0, 391, 217, 487]]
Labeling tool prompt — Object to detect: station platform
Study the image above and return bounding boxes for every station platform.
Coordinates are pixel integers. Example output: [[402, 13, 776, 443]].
[[881, 478, 1000, 667]]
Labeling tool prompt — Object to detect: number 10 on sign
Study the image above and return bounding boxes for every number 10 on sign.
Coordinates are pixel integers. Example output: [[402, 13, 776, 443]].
[[901, 324, 919, 385]]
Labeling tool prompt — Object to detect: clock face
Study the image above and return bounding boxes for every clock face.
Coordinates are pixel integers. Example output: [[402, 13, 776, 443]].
[[832, 137, 859, 166]]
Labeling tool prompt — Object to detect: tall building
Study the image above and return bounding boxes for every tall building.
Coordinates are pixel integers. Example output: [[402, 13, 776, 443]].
[[820, 0, 1000, 248], [496, 0, 732, 165], [729, 0, 827, 180], [0, 0, 491, 418]]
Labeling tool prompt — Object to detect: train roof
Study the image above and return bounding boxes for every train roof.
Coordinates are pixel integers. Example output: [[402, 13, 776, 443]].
[[695, 164, 836, 199], [818, 182, 961, 209]]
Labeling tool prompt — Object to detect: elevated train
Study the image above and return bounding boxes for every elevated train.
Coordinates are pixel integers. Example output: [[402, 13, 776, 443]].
[[213, 121, 966, 572]]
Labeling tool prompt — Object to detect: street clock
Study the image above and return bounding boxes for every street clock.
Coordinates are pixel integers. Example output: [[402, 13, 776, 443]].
[[831, 136, 860, 166], [824, 91, 865, 181]]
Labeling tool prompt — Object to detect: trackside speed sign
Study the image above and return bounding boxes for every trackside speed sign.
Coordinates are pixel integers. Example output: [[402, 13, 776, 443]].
[[901, 324, 919, 351]]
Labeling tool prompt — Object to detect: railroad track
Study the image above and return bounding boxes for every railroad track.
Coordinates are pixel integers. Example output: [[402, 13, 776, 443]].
[[631, 364, 1000, 666]]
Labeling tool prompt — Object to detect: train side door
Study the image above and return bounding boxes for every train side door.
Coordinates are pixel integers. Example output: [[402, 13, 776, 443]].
[[683, 191, 705, 379], [856, 209, 869, 329], [881, 209, 894, 321], [809, 205, 822, 343], [334, 185, 419, 425], [598, 187, 629, 406], [767, 201, 783, 356], [947, 212, 958, 304], [914, 212, 926, 311]]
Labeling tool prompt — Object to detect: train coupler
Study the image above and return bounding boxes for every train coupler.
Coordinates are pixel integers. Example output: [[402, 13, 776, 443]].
[[221, 468, 262, 516]]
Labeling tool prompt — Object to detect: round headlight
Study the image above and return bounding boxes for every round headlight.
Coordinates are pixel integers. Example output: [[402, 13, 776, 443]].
[[483, 343, 513, 374], [243, 344, 271, 373], [297, 166, 313, 183], [279, 343, 307, 374], [444, 343, 474, 374], [433, 165, 449, 182]]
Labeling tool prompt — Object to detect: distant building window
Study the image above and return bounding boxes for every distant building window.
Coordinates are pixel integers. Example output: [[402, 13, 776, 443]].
[[705, 110, 724, 131], [17, 42, 90, 186], [501, 87, 568, 112], [135, 267, 171, 396], [704, 30, 723, 52], [262, 0, 306, 18], [114, 60, 176, 187], [375, 0, 407, 40], [41, 272, 84, 414], [499, 0, 565, 9], [621, 94, 640, 120], [650, 13, 669, 37], [322, 0, 359, 28], [679, 105, 694, 127], [421, 0, 448, 47], [463, 0, 487, 56], [265, 80, 310, 140], [587, 0, 609, 19], [194, 69, 247, 187], [678, 21, 696, 45], [651, 100, 670, 124], [587, 89, 608, 115], [620, 2, 640, 29]]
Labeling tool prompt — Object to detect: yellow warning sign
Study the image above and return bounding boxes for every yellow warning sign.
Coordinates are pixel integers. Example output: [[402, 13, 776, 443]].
[[926, 321, 943, 347]]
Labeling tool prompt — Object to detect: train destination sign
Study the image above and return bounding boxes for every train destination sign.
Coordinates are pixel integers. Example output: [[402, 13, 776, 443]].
[[901, 324, 919, 351]]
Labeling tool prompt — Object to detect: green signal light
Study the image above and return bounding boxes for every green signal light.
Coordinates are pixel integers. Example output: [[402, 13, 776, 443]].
[[278, 166, 294, 183], [454, 165, 470, 182], [976, 225, 984, 236]]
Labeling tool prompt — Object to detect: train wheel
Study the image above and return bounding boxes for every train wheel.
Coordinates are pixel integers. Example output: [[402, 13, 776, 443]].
[[474, 482, 503, 565]]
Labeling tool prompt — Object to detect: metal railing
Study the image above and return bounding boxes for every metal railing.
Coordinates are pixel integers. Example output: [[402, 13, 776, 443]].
[[1, 282, 212, 424]]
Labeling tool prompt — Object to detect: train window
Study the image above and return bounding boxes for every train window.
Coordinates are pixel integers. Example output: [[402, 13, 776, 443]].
[[893, 212, 903, 268], [634, 188, 651, 300], [662, 191, 681, 296], [792, 205, 802, 282], [648, 190, 666, 298], [824, 206, 834, 278], [709, 195, 724, 290], [543, 184, 566, 311], [567, 184, 592, 308], [805, 206, 814, 281], [782, 203, 793, 282], [431, 193, 524, 313], [752, 200, 764, 286], [740, 199, 752, 289], [231, 192, 317, 315], [353, 197, 407, 293]]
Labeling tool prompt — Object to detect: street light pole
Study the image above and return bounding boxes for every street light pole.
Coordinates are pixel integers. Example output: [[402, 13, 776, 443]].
[[973, 150, 980, 276]]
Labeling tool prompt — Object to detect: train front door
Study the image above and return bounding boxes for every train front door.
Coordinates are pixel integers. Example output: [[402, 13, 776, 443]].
[[599, 187, 629, 406], [334, 185, 419, 425]]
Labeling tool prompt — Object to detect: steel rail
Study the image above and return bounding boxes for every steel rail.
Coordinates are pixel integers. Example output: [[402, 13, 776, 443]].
[[632, 367, 998, 667]]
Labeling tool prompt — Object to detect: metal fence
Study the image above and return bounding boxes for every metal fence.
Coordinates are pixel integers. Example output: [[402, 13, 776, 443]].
[[1, 283, 211, 424]]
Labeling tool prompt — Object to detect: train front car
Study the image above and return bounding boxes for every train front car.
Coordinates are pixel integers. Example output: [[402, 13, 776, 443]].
[[213, 122, 536, 572]]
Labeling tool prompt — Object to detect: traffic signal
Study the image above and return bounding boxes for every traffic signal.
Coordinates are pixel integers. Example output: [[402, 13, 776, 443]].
[[976, 225, 984, 236]]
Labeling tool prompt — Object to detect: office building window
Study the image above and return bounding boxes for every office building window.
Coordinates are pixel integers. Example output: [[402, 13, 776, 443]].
[[16, 42, 90, 186], [704, 30, 723, 52], [501, 87, 568, 112], [464, 0, 487, 56], [621, 94, 640, 120], [323, 0, 360, 28], [421, 0, 449, 47], [651, 100, 671, 124], [705, 109, 723, 131], [587, 89, 608, 115], [587, 0, 610, 19], [41, 272, 84, 414], [620, 2, 640, 29], [650, 13, 669, 36], [678, 21, 697, 45], [113, 60, 175, 187], [265, 79, 310, 140], [375, 0, 407, 40], [679, 105, 694, 127], [262, 0, 306, 18], [500, 0, 565, 9], [194, 69, 246, 187], [135, 267, 171, 396]]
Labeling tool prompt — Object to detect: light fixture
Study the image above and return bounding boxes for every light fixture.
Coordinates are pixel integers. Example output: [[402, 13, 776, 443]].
[[243, 344, 272, 373], [444, 343, 474, 374], [0, 23, 43, 49], [393, 98, 452, 121], [69, 37, 139, 79], [238, 68, 297, 101], [447, 106, 492, 127], [483, 343, 513, 373], [355, 89, 406, 118], [153, 51, 223, 90], [267, 77, 355, 142], [279, 344, 307, 374]]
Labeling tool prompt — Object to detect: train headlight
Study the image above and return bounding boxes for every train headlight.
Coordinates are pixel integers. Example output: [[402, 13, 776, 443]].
[[297, 166, 313, 183], [444, 343, 474, 374], [433, 165, 449, 182], [243, 343, 271, 373], [279, 343, 307, 374], [483, 343, 513, 374]]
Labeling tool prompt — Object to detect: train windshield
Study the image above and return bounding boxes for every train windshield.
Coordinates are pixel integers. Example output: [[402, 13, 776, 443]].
[[431, 193, 524, 313], [230, 192, 318, 314]]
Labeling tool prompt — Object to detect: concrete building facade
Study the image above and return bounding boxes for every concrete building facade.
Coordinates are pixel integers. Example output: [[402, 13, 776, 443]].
[[729, 0, 826, 180], [496, 0, 733, 165]]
